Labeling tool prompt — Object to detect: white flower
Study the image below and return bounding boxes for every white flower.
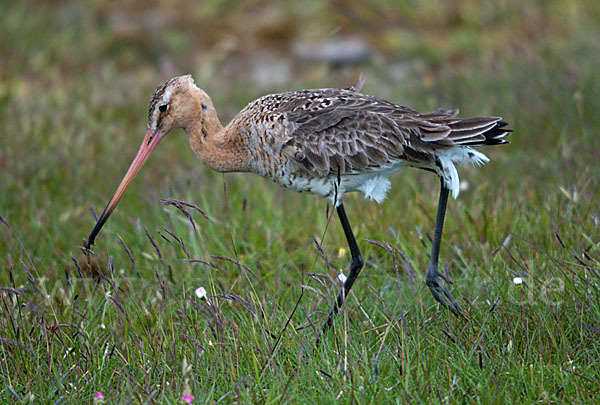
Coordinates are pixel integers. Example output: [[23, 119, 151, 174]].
[[182, 357, 191, 375], [194, 287, 207, 300], [338, 272, 347, 283], [512, 277, 523, 285]]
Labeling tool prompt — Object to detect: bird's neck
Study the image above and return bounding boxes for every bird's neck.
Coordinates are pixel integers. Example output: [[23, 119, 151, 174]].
[[185, 102, 251, 173]]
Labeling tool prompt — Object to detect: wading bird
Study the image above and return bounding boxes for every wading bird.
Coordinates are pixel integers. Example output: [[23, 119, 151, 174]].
[[85, 75, 510, 341]]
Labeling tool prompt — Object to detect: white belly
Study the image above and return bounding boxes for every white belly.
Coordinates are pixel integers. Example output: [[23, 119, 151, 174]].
[[281, 164, 408, 206], [265, 145, 489, 204]]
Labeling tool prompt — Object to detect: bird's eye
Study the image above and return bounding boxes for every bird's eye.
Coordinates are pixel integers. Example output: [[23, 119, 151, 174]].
[[158, 104, 168, 112]]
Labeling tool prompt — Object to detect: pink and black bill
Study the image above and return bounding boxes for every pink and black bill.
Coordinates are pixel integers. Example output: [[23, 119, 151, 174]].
[[86, 129, 164, 249]]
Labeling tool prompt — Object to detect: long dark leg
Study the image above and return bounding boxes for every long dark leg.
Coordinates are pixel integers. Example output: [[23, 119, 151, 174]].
[[425, 178, 462, 315], [316, 203, 364, 346]]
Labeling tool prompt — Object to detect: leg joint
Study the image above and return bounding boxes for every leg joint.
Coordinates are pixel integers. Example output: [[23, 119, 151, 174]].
[[350, 254, 364, 271]]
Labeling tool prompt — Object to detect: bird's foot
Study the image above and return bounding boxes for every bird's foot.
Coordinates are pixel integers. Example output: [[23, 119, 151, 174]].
[[426, 268, 463, 316]]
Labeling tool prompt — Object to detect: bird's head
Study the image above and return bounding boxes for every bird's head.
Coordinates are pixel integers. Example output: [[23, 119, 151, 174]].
[[147, 74, 206, 134], [85, 74, 205, 249]]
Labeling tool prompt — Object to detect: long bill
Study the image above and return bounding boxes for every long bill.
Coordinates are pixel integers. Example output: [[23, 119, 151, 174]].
[[85, 129, 164, 249]]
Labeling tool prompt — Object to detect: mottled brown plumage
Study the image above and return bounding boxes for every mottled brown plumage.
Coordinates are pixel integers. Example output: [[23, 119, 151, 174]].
[[86, 74, 511, 337], [141, 75, 510, 204], [230, 86, 507, 177]]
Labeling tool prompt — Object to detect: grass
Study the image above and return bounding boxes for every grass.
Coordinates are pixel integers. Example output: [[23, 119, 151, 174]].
[[1, 0, 600, 402]]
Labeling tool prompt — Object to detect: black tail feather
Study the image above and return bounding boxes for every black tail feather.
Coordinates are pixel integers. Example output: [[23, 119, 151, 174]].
[[457, 120, 512, 146]]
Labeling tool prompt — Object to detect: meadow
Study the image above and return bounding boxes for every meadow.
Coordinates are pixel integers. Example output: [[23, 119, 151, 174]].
[[1, 0, 599, 402]]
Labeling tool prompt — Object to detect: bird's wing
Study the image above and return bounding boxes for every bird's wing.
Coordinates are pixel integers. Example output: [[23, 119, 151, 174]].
[[244, 88, 509, 177], [276, 89, 459, 176]]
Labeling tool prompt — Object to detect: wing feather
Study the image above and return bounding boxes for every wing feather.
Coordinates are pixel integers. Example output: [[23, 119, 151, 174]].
[[238, 86, 510, 177]]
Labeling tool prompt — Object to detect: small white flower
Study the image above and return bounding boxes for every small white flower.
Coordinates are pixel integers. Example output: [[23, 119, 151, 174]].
[[513, 277, 523, 285], [182, 357, 191, 375], [194, 287, 207, 300], [459, 180, 469, 191], [565, 355, 573, 367], [338, 272, 347, 283]]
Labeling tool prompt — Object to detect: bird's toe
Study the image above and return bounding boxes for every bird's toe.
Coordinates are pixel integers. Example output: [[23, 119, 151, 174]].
[[426, 276, 463, 316]]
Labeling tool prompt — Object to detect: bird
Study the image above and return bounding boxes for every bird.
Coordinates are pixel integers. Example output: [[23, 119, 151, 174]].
[[85, 74, 510, 343]]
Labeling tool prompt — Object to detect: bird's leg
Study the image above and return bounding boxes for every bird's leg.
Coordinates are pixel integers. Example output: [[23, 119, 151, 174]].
[[425, 178, 462, 315], [316, 203, 364, 346]]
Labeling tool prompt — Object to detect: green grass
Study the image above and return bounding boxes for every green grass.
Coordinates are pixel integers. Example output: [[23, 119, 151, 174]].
[[1, 0, 600, 402]]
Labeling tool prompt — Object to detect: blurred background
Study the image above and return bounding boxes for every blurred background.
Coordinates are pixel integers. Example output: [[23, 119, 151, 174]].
[[1, 0, 599, 283], [1, 1, 600, 401]]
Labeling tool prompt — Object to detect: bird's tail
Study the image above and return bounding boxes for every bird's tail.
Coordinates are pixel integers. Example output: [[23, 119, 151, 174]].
[[448, 117, 511, 146], [428, 115, 512, 199], [418, 111, 512, 148]]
